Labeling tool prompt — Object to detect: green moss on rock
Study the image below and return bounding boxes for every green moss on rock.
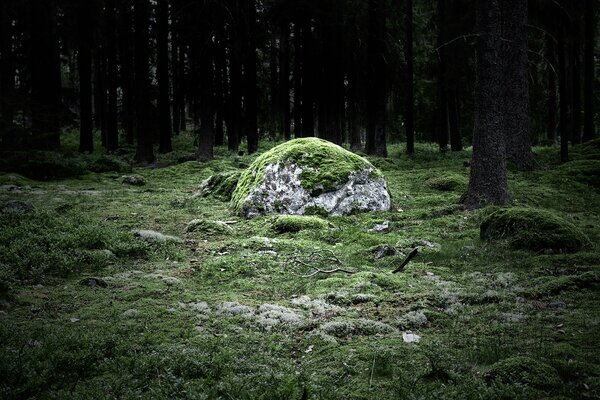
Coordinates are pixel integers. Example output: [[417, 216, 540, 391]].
[[484, 356, 561, 388], [199, 171, 241, 201], [480, 208, 590, 252], [425, 174, 467, 191], [231, 138, 380, 210], [272, 215, 328, 233]]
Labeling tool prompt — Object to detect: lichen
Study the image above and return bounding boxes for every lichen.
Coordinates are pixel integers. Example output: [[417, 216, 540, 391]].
[[480, 208, 590, 252], [231, 138, 380, 211]]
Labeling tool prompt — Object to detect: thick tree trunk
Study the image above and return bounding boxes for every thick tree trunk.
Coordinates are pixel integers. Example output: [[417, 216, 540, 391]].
[[300, 12, 314, 137], [583, 0, 596, 142], [214, 28, 227, 147], [157, 0, 172, 153], [546, 35, 558, 143], [0, 2, 15, 135], [134, 0, 154, 164], [228, 15, 242, 152], [93, 45, 106, 146], [30, 0, 61, 150], [437, 0, 449, 151], [502, 0, 533, 170], [78, 3, 94, 153], [293, 20, 302, 137], [558, 33, 570, 163], [365, 0, 387, 157], [571, 28, 582, 145], [269, 37, 279, 136], [118, 0, 135, 145], [279, 20, 291, 140], [405, 0, 415, 155], [448, 89, 462, 151], [105, 0, 119, 152], [243, 0, 258, 154], [461, 0, 509, 208]]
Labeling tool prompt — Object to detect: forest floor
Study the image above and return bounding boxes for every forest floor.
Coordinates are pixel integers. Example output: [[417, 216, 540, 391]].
[[1, 132, 599, 399]]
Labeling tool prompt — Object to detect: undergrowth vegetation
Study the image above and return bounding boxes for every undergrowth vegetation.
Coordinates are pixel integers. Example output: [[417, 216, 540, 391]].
[[0, 131, 599, 399]]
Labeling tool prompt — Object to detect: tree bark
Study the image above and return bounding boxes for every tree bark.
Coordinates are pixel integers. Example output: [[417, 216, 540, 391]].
[[118, 0, 135, 145], [571, 21, 582, 145], [461, 0, 509, 208], [437, 0, 449, 151], [502, 0, 533, 170], [558, 32, 570, 163], [78, 2, 94, 153], [105, 0, 119, 152], [157, 0, 172, 153], [300, 12, 314, 137], [293, 20, 302, 137], [29, 0, 61, 150], [405, 0, 415, 155], [279, 20, 291, 140], [583, 0, 596, 142], [134, 0, 155, 164], [365, 0, 387, 157], [546, 35, 557, 143], [243, 0, 258, 154], [0, 1, 15, 137]]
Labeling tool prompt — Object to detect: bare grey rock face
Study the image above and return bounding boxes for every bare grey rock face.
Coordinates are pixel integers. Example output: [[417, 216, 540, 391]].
[[238, 162, 390, 218]]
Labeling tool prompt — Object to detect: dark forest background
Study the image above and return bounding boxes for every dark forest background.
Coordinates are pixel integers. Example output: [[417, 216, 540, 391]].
[[0, 0, 597, 165]]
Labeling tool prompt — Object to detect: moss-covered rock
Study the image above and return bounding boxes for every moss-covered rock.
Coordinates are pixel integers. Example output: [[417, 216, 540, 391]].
[[271, 215, 329, 233], [484, 356, 561, 389], [231, 138, 391, 217], [425, 174, 467, 191], [480, 208, 590, 252], [185, 219, 233, 235], [197, 171, 241, 201]]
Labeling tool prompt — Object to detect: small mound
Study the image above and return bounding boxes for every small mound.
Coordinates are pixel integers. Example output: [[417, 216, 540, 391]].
[[484, 356, 560, 388], [231, 138, 390, 217], [197, 171, 241, 200], [555, 160, 600, 188], [272, 215, 328, 233], [320, 318, 397, 337], [186, 219, 233, 235], [424, 174, 467, 191], [480, 208, 589, 253]]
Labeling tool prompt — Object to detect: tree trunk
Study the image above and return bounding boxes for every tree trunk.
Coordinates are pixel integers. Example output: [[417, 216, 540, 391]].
[[300, 12, 314, 137], [583, 0, 596, 142], [118, 0, 135, 145], [243, 0, 258, 154], [134, 0, 154, 164], [405, 0, 415, 155], [293, 20, 302, 137], [448, 89, 462, 151], [546, 35, 558, 143], [228, 11, 242, 152], [157, 0, 172, 153], [78, 2, 94, 153], [0, 2, 15, 136], [558, 32, 570, 163], [365, 0, 387, 157], [279, 20, 291, 140], [571, 24, 582, 145], [29, 0, 61, 150], [437, 0, 449, 151], [214, 27, 227, 147], [105, 0, 119, 152], [502, 0, 533, 170], [461, 0, 509, 208], [93, 45, 106, 146]]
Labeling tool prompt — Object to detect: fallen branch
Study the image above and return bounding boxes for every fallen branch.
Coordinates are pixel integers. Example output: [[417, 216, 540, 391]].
[[300, 267, 356, 278], [391, 248, 419, 273]]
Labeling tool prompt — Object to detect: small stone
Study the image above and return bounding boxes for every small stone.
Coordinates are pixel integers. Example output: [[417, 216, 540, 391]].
[[162, 277, 181, 286], [79, 277, 108, 288], [547, 300, 567, 309], [372, 244, 396, 259], [121, 175, 146, 186], [370, 220, 390, 233], [402, 332, 421, 343], [134, 229, 183, 243], [122, 309, 139, 318]]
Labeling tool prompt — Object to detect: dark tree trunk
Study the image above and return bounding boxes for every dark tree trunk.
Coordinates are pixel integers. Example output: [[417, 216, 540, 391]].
[[0, 2, 15, 134], [269, 36, 279, 136], [502, 0, 533, 170], [93, 45, 106, 146], [583, 0, 596, 142], [405, 0, 415, 155], [365, 0, 387, 157], [279, 20, 291, 140], [300, 12, 314, 137], [157, 0, 172, 153], [214, 26, 227, 147], [348, 27, 362, 151], [105, 0, 119, 152], [558, 33, 570, 163], [293, 20, 302, 137], [243, 0, 258, 154], [571, 24, 582, 145], [448, 89, 462, 151], [228, 13, 242, 152], [118, 0, 135, 145], [29, 0, 61, 150], [461, 0, 509, 208], [546, 35, 558, 143], [171, 33, 181, 135], [437, 0, 449, 151], [78, 2, 94, 153], [134, 0, 154, 164]]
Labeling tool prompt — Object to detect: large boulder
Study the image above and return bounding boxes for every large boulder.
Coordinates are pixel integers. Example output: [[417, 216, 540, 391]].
[[231, 138, 391, 217]]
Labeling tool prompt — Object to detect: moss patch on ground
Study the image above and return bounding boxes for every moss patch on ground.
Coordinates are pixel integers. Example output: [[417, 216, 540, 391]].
[[480, 207, 591, 252], [0, 133, 599, 399]]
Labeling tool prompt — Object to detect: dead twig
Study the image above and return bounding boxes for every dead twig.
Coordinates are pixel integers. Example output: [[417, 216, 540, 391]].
[[391, 248, 419, 273], [300, 267, 356, 278], [284, 249, 355, 278]]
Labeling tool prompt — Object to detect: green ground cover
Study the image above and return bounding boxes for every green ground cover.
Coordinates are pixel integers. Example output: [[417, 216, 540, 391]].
[[0, 131, 599, 399]]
